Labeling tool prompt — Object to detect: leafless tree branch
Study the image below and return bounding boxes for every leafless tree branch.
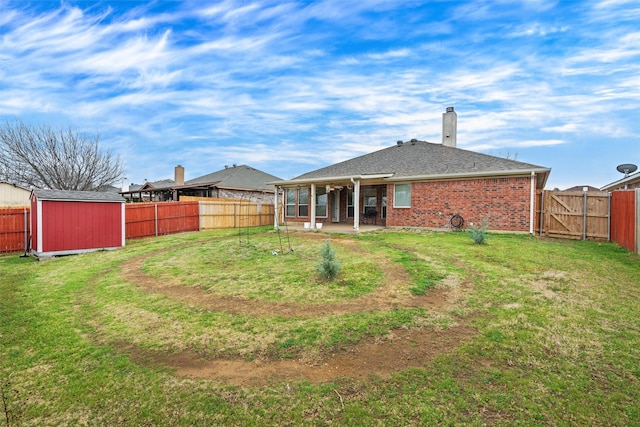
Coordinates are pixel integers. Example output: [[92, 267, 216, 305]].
[[0, 119, 125, 191]]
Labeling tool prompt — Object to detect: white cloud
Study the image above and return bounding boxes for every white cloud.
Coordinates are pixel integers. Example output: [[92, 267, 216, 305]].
[[514, 139, 565, 147], [1, 1, 638, 187]]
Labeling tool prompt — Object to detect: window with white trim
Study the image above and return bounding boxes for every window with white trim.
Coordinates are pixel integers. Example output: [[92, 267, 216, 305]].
[[285, 189, 296, 217], [298, 187, 309, 217], [393, 183, 411, 208]]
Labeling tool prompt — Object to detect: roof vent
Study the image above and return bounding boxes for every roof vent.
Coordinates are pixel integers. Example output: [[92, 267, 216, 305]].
[[397, 140, 403, 146], [410, 138, 418, 143]]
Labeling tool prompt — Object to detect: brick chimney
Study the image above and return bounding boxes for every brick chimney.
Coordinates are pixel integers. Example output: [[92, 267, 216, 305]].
[[174, 165, 184, 185], [442, 106, 457, 148]]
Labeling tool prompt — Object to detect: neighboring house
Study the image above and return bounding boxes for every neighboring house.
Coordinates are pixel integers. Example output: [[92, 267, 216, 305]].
[[600, 171, 640, 191], [121, 164, 282, 204], [563, 185, 602, 192], [122, 179, 176, 202], [0, 180, 31, 207], [270, 107, 551, 232]]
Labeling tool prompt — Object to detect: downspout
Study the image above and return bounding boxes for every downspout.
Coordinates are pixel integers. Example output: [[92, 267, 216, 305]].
[[530, 171, 535, 235], [351, 177, 360, 231]]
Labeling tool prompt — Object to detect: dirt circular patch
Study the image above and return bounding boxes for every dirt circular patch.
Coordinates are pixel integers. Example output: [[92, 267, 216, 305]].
[[108, 232, 477, 386]]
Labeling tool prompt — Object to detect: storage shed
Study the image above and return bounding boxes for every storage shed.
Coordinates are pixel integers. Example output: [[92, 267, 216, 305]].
[[30, 189, 125, 257]]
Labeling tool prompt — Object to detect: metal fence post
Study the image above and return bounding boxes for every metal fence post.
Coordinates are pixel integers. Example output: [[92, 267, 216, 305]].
[[24, 208, 28, 253], [583, 190, 587, 240], [539, 190, 545, 236], [607, 192, 611, 242]]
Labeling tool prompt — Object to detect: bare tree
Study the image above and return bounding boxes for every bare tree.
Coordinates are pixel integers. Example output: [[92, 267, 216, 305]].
[[0, 119, 125, 191]]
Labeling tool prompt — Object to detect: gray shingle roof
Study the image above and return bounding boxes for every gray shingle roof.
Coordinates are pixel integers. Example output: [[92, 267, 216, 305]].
[[32, 189, 125, 202], [129, 179, 175, 191], [187, 165, 282, 191], [292, 140, 549, 182]]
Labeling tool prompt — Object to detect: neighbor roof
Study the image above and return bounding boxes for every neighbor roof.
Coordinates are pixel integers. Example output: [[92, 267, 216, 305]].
[[32, 189, 125, 202], [600, 171, 640, 191], [131, 179, 175, 192], [186, 164, 282, 191], [279, 140, 550, 188]]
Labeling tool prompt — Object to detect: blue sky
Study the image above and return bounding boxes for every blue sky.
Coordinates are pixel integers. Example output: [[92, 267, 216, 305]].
[[1, 0, 638, 190]]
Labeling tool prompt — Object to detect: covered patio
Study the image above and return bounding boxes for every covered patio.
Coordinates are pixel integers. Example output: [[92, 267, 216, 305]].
[[270, 174, 393, 232]]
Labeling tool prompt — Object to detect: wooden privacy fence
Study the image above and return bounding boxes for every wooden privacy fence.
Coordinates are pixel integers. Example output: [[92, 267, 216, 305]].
[[0, 208, 30, 253], [2, 193, 637, 254], [537, 189, 639, 255], [125, 202, 200, 239], [538, 191, 610, 240], [185, 197, 275, 230], [125, 198, 277, 239]]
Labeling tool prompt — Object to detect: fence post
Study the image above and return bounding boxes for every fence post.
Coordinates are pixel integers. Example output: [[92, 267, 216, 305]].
[[607, 192, 611, 242], [154, 203, 158, 237], [582, 190, 587, 240], [539, 190, 545, 236], [23, 208, 28, 254]]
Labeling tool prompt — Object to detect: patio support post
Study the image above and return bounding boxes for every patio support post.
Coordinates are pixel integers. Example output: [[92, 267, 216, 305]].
[[273, 187, 280, 230], [310, 184, 316, 229], [351, 177, 360, 231]]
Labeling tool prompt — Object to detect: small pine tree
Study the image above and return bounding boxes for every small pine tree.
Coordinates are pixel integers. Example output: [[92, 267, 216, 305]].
[[469, 220, 489, 245], [316, 240, 340, 281]]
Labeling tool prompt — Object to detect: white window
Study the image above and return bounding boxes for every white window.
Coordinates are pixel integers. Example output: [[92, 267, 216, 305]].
[[394, 184, 411, 208]]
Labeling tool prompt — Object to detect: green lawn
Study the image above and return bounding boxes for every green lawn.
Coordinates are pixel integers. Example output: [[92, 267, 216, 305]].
[[1, 228, 638, 426]]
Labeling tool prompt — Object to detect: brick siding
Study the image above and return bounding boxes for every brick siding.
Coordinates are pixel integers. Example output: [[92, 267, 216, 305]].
[[386, 176, 534, 231]]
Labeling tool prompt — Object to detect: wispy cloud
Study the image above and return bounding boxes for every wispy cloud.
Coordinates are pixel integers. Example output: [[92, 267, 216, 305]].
[[0, 0, 638, 189]]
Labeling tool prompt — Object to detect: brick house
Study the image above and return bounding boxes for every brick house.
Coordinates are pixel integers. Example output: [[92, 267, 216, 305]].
[[270, 107, 551, 232]]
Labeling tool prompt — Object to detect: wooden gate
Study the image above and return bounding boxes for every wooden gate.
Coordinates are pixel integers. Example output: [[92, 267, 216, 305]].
[[540, 191, 609, 240]]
